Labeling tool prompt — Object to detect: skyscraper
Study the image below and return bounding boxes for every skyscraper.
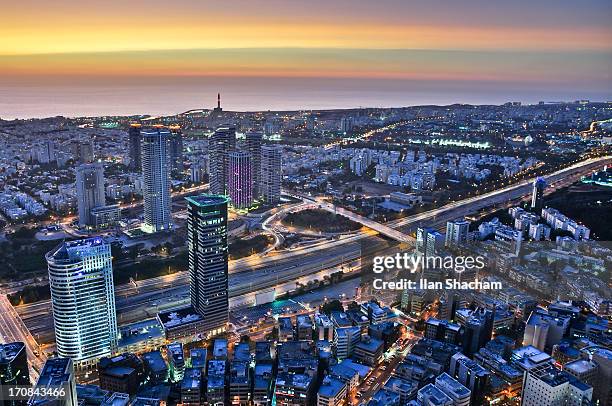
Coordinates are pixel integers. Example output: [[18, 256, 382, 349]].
[[208, 126, 236, 195], [531, 177, 546, 214], [128, 123, 142, 171], [445, 218, 470, 247], [228, 151, 253, 209], [186, 195, 229, 335], [168, 125, 184, 175], [46, 238, 118, 368], [141, 128, 173, 233], [75, 162, 106, 228], [70, 140, 94, 164], [260, 145, 282, 204], [246, 131, 263, 198]]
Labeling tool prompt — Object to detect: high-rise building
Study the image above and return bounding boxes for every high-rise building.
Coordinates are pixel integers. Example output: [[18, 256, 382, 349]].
[[29, 358, 78, 406], [260, 145, 282, 204], [70, 140, 94, 164], [75, 162, 106, 228], [416, 227, 444, 258], [0, 342, 30, 404], [521, 364, 592, 406], [141, 128, 173, 233], [128, 123, 142, 171], [228, 151, 253, 209], [531, 177, 546, 214], [208, 126, 236, 195], [168, 125, 184, 174], [46, 238, 118, 368], [186, 195, 229, 336], [445, 218, 470, 247], [37, 140, 56, 164], [461, 309, 493, 356], [246, 131, 263, 198]]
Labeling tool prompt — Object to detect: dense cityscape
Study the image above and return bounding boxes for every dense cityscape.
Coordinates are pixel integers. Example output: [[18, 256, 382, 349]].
[[0, 98, 610, 406]]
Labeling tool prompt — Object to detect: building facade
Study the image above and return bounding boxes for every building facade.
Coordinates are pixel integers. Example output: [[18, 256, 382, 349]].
[[260, 145, 282, 204], [46, 238, 118, 368], [75, 162, 106, 228], [209, 126, 236, 195], [228, 151, 253, 209], [141, 128, 173, 233], [246, 131, 263, 199], [186, 195, 229, 336]]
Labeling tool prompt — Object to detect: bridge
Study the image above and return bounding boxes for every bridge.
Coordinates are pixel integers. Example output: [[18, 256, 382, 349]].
[[283, 192, 414, 243]]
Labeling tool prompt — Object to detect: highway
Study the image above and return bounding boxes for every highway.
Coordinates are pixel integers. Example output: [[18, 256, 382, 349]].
[[0, 294, 45, 381], [7, 155, 611, 356], [15, 240, 368, 344]]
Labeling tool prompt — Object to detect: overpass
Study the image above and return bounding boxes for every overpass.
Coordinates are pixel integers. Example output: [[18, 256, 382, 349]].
[[284, 192, 414, 243]]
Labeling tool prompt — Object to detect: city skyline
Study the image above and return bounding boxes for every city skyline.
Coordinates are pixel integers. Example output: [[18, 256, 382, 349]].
[[0, 2, 611, 405], [1, 0, 611, 119]]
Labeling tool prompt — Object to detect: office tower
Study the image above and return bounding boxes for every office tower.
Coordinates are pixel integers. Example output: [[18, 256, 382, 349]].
[[246, 131, 263, 198], [29, 358, 78, 406], [70, 140, 94, 164], [128, 123, 142, 171], [46, 238, 118, 367], [141, 128, 173, 233], [1, 342, 30, 405], [531, 177, 546, 214], [186, 195, 229, 335], [260, 145, 282, 204], [445, 218, 470, 247], [168, 125, 184, 174], [37, 140, 56, 164], [208, 126, 236, 195], [461, 309, 493, 356], [228, 151, 253, 209], [75, 162, 106, 228], [521, 364, 593, 406], [416, 227, 444, 257]]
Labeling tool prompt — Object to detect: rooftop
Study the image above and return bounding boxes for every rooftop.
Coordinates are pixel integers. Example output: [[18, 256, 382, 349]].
[[185, 194, 229, 208], [418, 383, 453, 406], [318, 376, 346, 398], [157, 305, 204, 329]]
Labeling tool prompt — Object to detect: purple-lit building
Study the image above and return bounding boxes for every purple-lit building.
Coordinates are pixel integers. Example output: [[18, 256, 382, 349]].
[[228, 151, 253, 209]]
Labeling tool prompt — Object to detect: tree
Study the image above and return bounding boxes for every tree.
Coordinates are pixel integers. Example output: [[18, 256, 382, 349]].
[[320, 299, 344, 315]]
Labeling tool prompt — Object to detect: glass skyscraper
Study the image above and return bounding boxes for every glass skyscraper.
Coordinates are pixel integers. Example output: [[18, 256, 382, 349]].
[[46, 238, 118, 368], [208, 126, 236, 195], [75, 162, 106, 228], [141, 128, 173, 233], [186, 194, 229, 335]]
